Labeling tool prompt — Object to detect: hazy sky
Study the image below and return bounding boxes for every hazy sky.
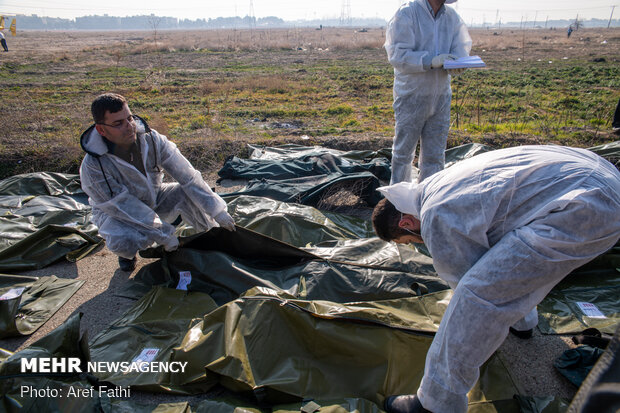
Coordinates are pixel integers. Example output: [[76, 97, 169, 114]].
[[1, 0, 618, 24]]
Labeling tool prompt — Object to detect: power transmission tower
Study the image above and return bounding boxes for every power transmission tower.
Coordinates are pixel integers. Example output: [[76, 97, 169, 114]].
[[340, 0, 351, 26]]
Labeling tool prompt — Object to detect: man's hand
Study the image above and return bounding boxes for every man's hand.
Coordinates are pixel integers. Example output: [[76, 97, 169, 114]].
[[163, 235, 180, 252], [447, 67, 467, 76], [215, 210, 236, 231], [431, 54, 457, 69]]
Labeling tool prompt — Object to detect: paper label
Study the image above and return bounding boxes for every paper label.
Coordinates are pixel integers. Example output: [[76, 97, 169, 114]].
[[0, 287, 26, 300], [132, 348, 159, 364], [576, 302, 606, 319], [176, 271, 192, 290]]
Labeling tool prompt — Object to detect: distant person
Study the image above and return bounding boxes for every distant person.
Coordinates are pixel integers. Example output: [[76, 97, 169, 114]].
[[567, 25, 573, 38], [79, 93, 235, 272], [384, 0, 472, 184], [373, 145, 620, 413], [0, 32, 8, 52]]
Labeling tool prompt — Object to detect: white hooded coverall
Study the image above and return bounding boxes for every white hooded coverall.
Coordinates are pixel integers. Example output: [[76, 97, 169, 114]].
[[378, 145, 620, 413], [79, 117, 227, 259], [385, 0, 471, 184]]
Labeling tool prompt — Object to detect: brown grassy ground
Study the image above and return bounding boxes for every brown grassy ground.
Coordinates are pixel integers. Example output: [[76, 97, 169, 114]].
[[0, 27, 619, 180]]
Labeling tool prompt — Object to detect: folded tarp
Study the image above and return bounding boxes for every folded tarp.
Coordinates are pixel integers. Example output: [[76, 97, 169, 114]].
[[221, 172, 382, 207], [90, 284, 519, 408], [218, 143, 493, 181], [554, 345, 604, 388], [129, 226, 447, 305], [1, 307, 569, 413], [588, 140, 620, 168], [444, 143, 493, 167], [247, 144, 392, 162], [218, 146, 392, 182], [224, 141, 618, 183], [169, 286, 516, 406], [0, 172, 103, 271], [89, 286, 220, 394], [0, 313, 96, 411], [537, 243, 620, 335], [216, 143, 500, 209], [0, 274, 84, 338], [225, 195, 374, 247]]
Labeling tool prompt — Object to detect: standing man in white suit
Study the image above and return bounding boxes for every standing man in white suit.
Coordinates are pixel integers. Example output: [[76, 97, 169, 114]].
[[385, 0, 471, 184]]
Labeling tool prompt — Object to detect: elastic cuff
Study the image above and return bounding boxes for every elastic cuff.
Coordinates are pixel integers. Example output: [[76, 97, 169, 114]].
[[417, 375, 468, 413]]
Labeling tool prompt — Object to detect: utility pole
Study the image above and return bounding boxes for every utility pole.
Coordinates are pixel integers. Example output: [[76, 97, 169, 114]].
[[249, 0, 256, 30], [574, 14, 580, 31], [340, 0, 351, 26], [608, 5, 616, 28]]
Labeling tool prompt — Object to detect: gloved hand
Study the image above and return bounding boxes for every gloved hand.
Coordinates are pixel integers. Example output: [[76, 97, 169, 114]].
[[447, 67, 467, 76], [215, 210, 236, 231], [162, 235, 180, 252], [431, 54, 456, 69]]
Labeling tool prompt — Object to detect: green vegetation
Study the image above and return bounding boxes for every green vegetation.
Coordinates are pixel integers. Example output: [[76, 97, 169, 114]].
[[0, 28, 618, 179]]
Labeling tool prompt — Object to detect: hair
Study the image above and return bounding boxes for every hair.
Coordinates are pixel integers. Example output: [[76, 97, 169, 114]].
[[91, 93, 127, 124], [372, 198, 410, 241]]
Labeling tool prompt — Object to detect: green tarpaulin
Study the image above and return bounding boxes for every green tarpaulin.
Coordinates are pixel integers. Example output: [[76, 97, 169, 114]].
[[88, 285, 519, 408], [0, 309, 569, 412], [169, 287, 515, 406], [221, 143, 392, 179], [0, 172, 103, 271], [537, 244, 620, 334], [554, 345, 604, 388], [221, 172, 382, 207], [0, 274, 84, 338], [226, 195, 375, 247], [129, 226, 447, 305]]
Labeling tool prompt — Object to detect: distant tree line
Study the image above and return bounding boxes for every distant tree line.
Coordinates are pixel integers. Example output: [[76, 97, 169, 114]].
[[12, 14, 388, 30], [11, 13, 618, 31]]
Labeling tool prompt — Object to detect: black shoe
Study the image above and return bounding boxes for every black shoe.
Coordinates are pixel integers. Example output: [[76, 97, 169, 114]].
[[509, 326, 533, 339], [118, 256, 136, 272], [384, 394, 431, 413]]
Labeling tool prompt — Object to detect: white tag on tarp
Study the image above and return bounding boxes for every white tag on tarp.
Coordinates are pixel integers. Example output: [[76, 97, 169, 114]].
[[132, 348, 159, 364], [576, 302, 606, 319], [0, 287, 26, 300], [177, 271, 192, 290]]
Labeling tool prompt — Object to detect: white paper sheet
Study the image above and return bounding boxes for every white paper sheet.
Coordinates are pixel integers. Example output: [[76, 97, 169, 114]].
[[444, 55, 486, 69]]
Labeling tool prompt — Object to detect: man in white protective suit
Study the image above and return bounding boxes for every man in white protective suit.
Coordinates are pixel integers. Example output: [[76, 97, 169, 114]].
[[371, 145, 620, 413], [80, 93, 235, 272], [385, 0, 471, 184]]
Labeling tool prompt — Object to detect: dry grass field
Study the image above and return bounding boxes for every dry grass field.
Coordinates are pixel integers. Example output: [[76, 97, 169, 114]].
[[0, 27, 619, 179]]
